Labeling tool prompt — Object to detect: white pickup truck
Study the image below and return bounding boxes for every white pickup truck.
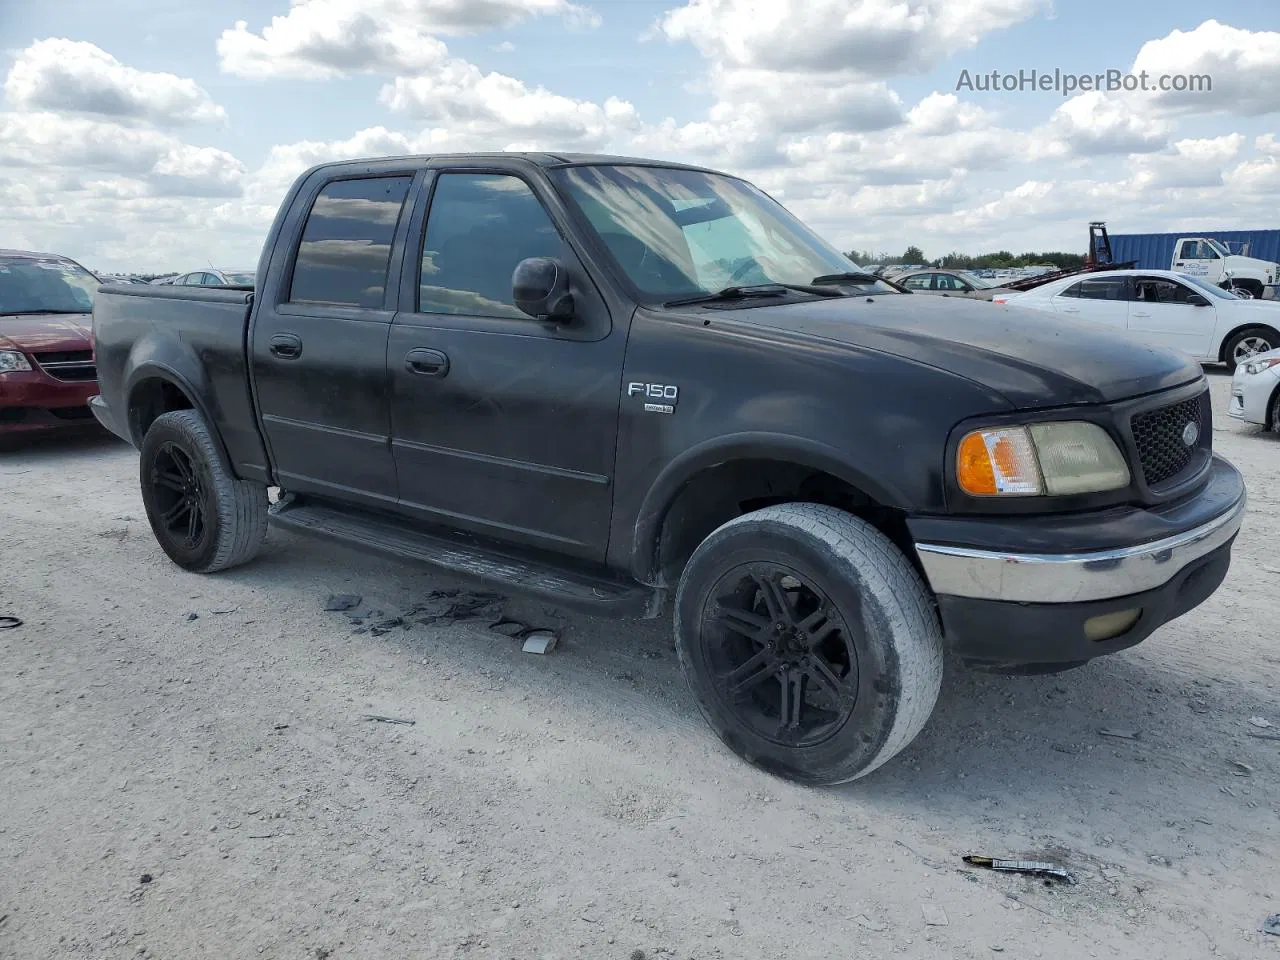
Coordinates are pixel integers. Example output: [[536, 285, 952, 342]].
[[1171, 237, 1277, 300]]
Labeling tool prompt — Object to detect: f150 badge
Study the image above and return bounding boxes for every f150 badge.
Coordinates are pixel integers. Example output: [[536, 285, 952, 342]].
[[628, 382, 679, 415]]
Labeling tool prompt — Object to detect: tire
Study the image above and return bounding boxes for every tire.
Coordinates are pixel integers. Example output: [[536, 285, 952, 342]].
[[673, 503, 944, 785], [139, 410, 268, 573], [1223, 326, 1279, 373], [1270, 389, 1280, 435]]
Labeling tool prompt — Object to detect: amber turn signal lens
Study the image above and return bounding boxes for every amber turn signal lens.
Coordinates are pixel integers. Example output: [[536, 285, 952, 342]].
[[956, 427, 1043, 496]]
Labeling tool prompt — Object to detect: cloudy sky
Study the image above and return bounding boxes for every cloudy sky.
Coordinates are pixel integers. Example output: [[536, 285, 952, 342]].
[[0, 0, 1277, 273]]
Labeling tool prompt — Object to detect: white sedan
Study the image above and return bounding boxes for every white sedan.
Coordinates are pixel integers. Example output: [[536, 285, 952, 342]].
[[1228, 347, 1280, 432], [995, 269, 1280, 372]]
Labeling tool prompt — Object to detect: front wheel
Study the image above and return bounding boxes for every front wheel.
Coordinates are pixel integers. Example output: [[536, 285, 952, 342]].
[[139, 410, 268, 573], [1224, 326, 1279, 373], [674, 503, 944, 785]]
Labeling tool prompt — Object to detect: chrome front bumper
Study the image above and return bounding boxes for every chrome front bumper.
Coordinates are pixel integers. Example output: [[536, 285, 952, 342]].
[[916, 491, 1246, 604]]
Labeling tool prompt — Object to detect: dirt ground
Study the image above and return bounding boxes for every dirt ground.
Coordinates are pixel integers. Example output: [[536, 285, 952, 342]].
[[1, 371, 1277, 960]]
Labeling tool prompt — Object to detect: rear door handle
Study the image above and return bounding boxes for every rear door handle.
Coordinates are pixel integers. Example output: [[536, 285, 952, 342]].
[[268, 333, 303, 360], [1131, 311, 1151, 318], [1062, 307, 1080, 313], [405, 348, 450, 377]]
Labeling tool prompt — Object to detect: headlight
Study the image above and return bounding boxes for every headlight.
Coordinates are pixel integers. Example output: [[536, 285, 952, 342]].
[[0, 350, 33, 373], [957, 422, 1130, 497], [1244, 357, 1280, 376]]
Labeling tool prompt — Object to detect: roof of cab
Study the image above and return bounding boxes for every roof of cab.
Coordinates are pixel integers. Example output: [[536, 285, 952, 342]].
[[0, 248, 73, 261], [308, 152, 732, 177]]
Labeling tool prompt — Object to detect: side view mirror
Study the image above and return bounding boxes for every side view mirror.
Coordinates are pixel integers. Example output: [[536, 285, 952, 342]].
[[1187, 293, 1210, 306], [512, 257, 574, 322]]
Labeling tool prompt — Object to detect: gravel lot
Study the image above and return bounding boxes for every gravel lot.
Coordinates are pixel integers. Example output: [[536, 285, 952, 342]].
[[2, 371, 1277, 960]]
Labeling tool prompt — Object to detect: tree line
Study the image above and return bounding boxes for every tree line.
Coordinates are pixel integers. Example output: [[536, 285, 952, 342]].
[[846, 247, 1086, 271]]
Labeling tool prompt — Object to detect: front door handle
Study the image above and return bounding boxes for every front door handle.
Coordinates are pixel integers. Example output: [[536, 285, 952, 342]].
[[405, 348, 450, 377], [1062, 307, 1080, 313], [269, 333, 303, 360], [1131, 311, 1151, 318]]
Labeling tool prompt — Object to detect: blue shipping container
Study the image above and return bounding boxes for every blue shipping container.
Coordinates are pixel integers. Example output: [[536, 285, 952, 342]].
[[1108, 230, 1280, 270]]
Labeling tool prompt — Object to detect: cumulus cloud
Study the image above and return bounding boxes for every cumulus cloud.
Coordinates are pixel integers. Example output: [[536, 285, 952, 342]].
[[1042, 92, 1172, 155], [5, 38, 226, 126], [0, 111, 244, 201], [659, 0, 1049, 75], [1129, 134, 1245, 190], [379, 64, 633, 149], [150, 145, 246, 198], [1132, 19, 1280, 117], [219, 0, 598, 78]]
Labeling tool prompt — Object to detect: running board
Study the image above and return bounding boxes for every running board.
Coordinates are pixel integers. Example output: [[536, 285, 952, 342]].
[[268, 499, 662, 619]]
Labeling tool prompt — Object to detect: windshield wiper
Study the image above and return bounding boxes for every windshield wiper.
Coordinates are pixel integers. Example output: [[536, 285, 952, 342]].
[[1, 308, 90, 316], [664, 283, 844, 308], [810, 272, 910, 294]]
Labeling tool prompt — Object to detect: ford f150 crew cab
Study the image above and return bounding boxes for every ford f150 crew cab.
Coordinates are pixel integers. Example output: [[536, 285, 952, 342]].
[[89, 153, 1247, 785]]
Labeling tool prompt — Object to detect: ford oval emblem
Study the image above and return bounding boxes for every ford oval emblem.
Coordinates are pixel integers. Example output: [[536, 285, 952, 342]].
[[1182, 421, 1200, 447]]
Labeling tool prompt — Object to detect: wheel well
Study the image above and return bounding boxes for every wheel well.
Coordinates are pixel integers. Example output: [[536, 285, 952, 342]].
[[128, 377, 195, 443], [652, 459, 916, 587], [1219, 323, 1280, 362]]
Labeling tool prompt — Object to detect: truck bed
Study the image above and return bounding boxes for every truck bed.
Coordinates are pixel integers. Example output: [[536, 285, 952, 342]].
[[91, 284, 271, 480]]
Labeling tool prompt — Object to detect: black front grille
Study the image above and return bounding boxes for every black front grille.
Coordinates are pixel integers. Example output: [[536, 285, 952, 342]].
[[1131, 390, 1210, 487], [32, 350, 96, 382]]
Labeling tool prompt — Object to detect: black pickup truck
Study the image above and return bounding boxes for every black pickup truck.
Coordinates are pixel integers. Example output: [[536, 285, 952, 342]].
[[90, 153, 1247, 784]]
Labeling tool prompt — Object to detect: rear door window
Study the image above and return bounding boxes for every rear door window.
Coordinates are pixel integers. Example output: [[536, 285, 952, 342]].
[[1070, 278, 1127, 300], [290, 176, 414, 308]]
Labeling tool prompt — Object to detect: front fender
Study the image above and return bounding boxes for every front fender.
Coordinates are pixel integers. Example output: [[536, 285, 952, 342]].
[[628, 431, 911, 582]]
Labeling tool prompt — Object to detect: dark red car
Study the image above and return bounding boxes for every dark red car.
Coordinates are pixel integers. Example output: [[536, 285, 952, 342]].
[[0, 249, 102, 434]]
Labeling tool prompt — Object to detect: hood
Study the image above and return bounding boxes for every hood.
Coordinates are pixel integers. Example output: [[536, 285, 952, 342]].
[[1225, 254, 1278, 273], [712, 294, 1202, 409], [1228, 297, 1280, 315], [0, 312, 92, 354]]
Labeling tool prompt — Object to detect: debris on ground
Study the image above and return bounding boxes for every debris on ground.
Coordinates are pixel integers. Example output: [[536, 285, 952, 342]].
[[1248, 730, 1280, 742], [1262, 915, 1280, 936], [921, 903, 949, 926], [368, 616, 406, 636], [0, 616, 23, 629], [186, 612, 199, 621], [362, 714, 415, 725], [1099, 728, 1139, 740], [1248, 717, 1273, 729], [963, 855, 1077, 884], [323, 594, 362, 612], [521, 630, 559, 655], [407, 589, 505, 626], [853, 914, 886, 932], [1229, 760, 1253, 776], [139, 873, 153, 884]]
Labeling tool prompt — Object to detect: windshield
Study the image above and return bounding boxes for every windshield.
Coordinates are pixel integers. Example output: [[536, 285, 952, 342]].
[[1205, 239, 1230, 258], [0, 256, 99, 315], [956, 271, 998, 289], [1180, 273, 1239, 300], [552, 164, 869, 301]]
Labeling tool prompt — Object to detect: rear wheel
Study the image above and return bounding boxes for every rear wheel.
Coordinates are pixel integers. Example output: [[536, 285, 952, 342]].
[[1224, 327, 1279, 372], [674, 503, 944, 785], [139, 410, 268, 573]]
